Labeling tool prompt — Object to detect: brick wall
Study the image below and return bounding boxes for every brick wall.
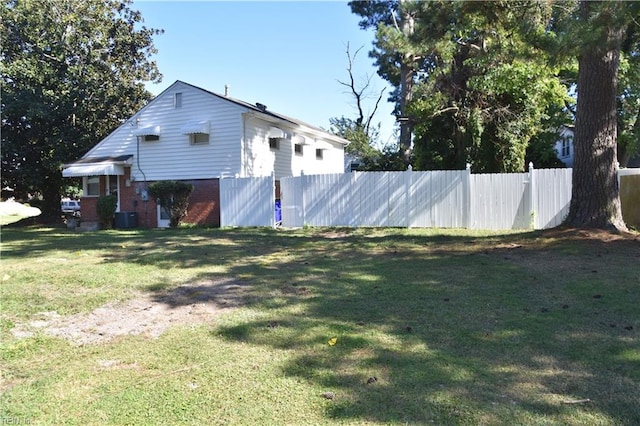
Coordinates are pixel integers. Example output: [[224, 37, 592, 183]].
[[80, 169, 221, 228], [183, 179, 220, 226]]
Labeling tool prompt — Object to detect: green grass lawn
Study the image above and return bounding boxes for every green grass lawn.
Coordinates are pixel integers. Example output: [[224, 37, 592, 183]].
[[1, 226, 639, 425]]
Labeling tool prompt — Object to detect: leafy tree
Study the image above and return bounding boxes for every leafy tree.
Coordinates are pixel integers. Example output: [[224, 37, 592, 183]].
[[410, 1, 569, 172], [351, 1, 571, 172], [330, 116, 382, 169], [1, 0, 162, 220], [147, 181, 194, 228]]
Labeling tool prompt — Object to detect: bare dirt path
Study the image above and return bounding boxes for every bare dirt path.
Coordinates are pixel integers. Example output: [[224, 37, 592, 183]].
[[11, 278, 250, 346]]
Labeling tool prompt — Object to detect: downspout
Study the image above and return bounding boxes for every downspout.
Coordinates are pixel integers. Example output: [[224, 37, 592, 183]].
[[242, 114, 246, 177], [136, 134, 149, 227]]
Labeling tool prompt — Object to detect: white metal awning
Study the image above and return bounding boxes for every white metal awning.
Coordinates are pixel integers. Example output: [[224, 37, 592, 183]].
[[180, 121, 210, 134], [267, 126, 285, 138], [133, 125, 161, 136], [62, 163, 125, 177], [291, 134, 308, 145]]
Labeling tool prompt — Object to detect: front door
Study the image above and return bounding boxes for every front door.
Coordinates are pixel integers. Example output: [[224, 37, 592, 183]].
[[106, 175, 120, 211], [157, 205, 171, 228]]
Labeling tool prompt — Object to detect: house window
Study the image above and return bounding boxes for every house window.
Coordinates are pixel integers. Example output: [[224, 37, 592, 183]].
[[144, 134, 160, 142], [269, 138, 280, 150], [174, 92, 183, 108], [561, 138, 571, 157], [316, 148, 324, 160], [190, 133, 210, 145], [294, 143, 303, 155], [85, 176, 100, 197]]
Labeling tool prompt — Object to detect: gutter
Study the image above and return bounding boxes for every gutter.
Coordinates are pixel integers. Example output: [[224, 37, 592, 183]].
[[244, 111, 350, 147]]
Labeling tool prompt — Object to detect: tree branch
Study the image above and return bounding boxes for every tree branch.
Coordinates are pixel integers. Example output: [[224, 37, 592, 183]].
[[430, 106, 460, 118], [365, 87, 386, 135], [337, 42, 366, 126]]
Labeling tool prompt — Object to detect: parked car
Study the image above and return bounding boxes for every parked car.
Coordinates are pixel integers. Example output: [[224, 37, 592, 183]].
[[61, 199, 81, 216]]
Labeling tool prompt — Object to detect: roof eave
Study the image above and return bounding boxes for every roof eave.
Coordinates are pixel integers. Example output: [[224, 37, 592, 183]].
[[244, 111, 350, 146], [62, 154, 134, 168]]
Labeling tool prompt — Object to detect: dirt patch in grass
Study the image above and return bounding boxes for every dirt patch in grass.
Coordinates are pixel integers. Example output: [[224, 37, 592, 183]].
[[541, 226, 640, 241], [488, 227, 640, 280], [10, 278, 250, 346]]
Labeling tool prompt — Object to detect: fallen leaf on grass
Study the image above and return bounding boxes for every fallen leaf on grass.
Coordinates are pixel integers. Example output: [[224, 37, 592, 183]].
[[328, 337, 337, 346]]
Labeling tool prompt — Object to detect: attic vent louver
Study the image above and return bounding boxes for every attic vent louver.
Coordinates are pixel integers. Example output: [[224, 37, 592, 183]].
[[256, 103, 267, 112]]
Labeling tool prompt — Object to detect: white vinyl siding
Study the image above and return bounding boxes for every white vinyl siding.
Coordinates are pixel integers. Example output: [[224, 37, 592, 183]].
[[242, 115, 345, 179], [82, 80, 347, 182], [86, 82, 243, 181]]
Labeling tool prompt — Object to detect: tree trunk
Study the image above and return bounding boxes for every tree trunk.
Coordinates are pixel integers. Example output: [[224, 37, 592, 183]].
[[398, 0, 414, 166], [399, 61, 414, 163], [565, 4, 627, 231], [41, 171, 63, 222]]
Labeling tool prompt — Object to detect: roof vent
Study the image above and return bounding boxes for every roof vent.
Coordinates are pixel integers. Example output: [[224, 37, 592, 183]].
[[256, 103, 267, 112]]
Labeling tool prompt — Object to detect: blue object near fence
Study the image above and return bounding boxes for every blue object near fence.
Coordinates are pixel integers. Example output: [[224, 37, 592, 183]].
[[275, 199, 282, 224]]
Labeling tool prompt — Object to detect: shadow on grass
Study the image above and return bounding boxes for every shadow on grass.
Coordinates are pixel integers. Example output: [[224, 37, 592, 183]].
[[205, 231, 639, 424], [145, 277, 252, 310], [3, 226, 639, 424]]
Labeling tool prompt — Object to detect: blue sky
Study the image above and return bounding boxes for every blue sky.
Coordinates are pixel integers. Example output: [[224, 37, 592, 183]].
[[132, 1, 397, 145]]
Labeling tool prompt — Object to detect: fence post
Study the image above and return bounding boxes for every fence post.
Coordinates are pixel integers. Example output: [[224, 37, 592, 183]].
[[405, 165, 412, 228], [465, 163, 472, 229], [529, 162, 536, 229], [300, 170, 306, 227], [350, 170, 358, 227], [271, 172, 276, 229]]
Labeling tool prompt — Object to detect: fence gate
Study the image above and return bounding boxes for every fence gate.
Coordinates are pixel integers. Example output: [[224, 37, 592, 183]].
[[470, 173, 531, 230], [220, 175, 275, 227]]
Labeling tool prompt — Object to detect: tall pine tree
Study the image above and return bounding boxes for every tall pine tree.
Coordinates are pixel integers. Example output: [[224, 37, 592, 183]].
[[565, 1, 637, 230]]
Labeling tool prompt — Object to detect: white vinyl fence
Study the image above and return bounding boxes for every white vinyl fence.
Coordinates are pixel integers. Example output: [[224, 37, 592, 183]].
[[220, 175, 275, 227], [531, 168, 573, 229], [280, 170, 470, 228], [218, 167, 638, 229], [280, 166, 574, 230]]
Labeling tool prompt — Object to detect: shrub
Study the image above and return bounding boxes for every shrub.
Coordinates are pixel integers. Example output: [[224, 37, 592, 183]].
[[96, 194, 117, 229], [148, 181, 194, 228]]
